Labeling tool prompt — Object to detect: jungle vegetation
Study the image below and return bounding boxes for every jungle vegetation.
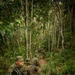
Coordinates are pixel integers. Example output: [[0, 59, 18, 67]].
[[0, 0, 75, 75]]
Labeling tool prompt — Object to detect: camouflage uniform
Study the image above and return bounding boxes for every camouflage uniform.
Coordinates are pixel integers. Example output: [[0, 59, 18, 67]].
[[26, 65, 39, 75], [26, 58, 40, 75], [8, 56, 27, 75], [8, 64, 27, 75]]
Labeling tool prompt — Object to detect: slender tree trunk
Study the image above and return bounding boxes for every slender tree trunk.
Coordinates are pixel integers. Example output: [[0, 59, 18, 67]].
[[29, 0, 33, 59], [23, 0, 29, 58]]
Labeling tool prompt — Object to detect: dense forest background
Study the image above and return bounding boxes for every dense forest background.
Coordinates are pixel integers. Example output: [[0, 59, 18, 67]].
[[0, 0, 75, 75]]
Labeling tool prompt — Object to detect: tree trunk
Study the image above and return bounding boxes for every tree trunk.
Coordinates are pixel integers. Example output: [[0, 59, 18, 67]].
[[23, 0, 29, 59], [52, 2, 64, 51], [29, 0, 33, 59]]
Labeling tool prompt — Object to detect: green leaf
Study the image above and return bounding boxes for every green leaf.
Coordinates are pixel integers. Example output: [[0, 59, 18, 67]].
[[15, 19, 21, 24]]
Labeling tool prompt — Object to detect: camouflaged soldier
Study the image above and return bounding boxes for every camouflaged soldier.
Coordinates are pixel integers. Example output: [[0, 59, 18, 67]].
[[8, 56, 27, 75], [26, 57, 40, 75]]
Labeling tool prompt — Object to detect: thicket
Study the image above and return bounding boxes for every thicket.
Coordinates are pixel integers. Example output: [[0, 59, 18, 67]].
[[0, 0, 75, 75]]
